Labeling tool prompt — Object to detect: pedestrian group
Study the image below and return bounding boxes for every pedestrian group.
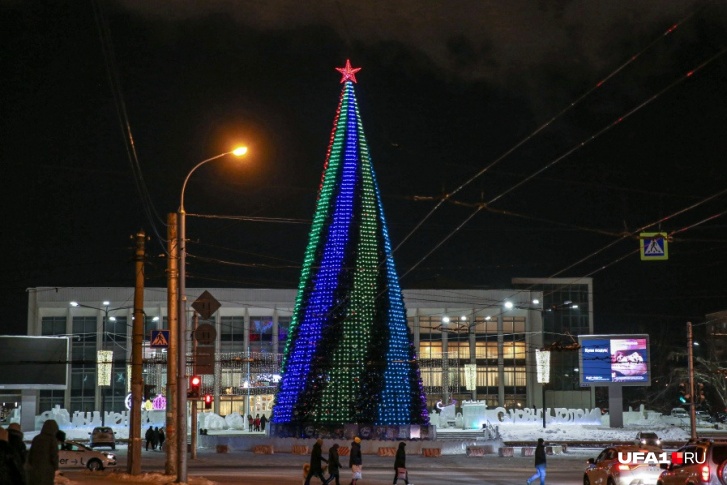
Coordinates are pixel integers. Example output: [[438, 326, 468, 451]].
[[304, 436, 411, 485]]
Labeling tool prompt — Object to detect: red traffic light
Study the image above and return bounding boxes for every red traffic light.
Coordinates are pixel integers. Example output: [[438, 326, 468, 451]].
[[204, 394, 213, 409], [188, 375, 201, 398]]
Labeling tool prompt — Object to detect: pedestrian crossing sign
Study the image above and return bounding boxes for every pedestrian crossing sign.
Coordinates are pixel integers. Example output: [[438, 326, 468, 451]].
[[640, 232, 668, 261], [150, 330, 170, 348]]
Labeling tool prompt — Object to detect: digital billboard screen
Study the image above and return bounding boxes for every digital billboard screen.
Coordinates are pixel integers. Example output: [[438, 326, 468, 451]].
[[579, 334, 650, 386]]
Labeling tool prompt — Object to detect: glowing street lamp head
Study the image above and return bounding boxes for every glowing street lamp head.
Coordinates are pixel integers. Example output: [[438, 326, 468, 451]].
[[70, 301, 79, 307], [232, 146, 248, 157]]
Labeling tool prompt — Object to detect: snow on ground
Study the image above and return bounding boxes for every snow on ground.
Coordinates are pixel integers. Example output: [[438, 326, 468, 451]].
[[22, 411, 718, 484]]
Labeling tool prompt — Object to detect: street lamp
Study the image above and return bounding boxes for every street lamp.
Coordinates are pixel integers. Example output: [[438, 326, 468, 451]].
[[177, 146, 248, 482], [69, 301, 132, 426]]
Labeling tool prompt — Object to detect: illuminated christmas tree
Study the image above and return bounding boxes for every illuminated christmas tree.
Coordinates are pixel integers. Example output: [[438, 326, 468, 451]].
[[272, 60, 429, 426]]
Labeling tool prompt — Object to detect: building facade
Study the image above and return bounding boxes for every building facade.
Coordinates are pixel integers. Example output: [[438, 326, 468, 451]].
[[25, 285, 586, 420], [512, 277, 595, 408]]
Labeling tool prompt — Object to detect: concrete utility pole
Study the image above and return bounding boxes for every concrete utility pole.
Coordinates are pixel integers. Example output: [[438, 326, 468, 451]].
[[687, 321, 697, 440], [177, 208, 188, 483], [166, 214, 178, 475], [128, 230, 146, 474]]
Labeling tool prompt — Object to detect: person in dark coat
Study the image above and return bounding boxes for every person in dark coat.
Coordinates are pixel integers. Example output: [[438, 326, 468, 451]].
[[304, 438, 328, 485], [0, 427, 15, 485], [145, 426, 154, 451], [393, 441, 409, 484], [27, 419, 59, 485], [152, 427, 161, 450], [348, 437, 362, 485], [7, 423, 27, 485], [55, 429, 67, 450], [260, 414, 268, 432], [526, 437, 547, 484], [158, 427, 166, 450], [324, 443, 341, 485]]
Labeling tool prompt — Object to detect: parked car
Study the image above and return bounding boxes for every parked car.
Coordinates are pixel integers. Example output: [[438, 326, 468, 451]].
[[670, 408, 689, 419], [696, 410, 713, 424], [59, 440, 116, 471], [584, 444, 664, 485], [88, 426, 116, 450], [636, 431, 662, 447], [657, 439, 727, 485]]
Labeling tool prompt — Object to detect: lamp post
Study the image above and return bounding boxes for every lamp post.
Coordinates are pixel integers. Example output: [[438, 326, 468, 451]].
[[70, 301, 132, 426], [177, 146, 248, 483]]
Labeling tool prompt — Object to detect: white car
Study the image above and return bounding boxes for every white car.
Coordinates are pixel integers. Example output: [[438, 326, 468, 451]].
[[59, 440, 117, 471], [584, 445, 664, 485]]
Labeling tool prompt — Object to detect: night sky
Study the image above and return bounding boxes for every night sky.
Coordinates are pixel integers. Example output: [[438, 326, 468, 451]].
[[2, 1, 726, 342]]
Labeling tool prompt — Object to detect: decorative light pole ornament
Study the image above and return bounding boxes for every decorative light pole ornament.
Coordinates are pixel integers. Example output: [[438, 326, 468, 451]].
[[153, 394, 167, 410], [97, 350, 113, 386], [536, 350, 551, 384]]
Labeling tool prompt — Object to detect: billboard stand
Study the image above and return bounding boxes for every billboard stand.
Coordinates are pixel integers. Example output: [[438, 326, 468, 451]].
[[578, 334, 650, 429], [608, 386, 624, 428], [20, 389, 37, 432]]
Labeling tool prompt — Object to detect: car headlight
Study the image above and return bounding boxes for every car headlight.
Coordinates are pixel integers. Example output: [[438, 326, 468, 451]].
[[105, 453, 115, 460]]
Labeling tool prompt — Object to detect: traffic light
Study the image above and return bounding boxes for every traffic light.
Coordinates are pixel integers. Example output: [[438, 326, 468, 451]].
[[204, 394, 213, 410], [678, 382, 689, 404], [188, 375, 201, 398]]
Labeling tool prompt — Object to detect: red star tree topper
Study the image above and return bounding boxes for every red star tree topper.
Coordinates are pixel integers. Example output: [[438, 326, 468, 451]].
[[335, 59, 361, 83]]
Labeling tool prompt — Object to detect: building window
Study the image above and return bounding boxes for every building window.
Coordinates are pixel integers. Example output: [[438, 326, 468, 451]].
[[42, 316, 66, 336], [278, 316, 291, 343], [419, 342, 442, 359], [72, 316, 96, 343], [249, 317, 273, 353], [220, 317, 244, 343], [144, 316, 158, 341], [104, 316, 127, 346], [39, 390, 64, 413]]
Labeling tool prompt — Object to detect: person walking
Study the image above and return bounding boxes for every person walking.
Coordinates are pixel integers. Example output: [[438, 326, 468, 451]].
[[145, 425, 154, 451], [27, 419, 59, 485], [324, 443, 341, 485], [158, 427, 166, 450], [254, 414, 261, 432], [260, 413, 268, 432], [393, 441, 410, 484], [349, 436, 362, 485], [526, 437, 547, 485], [304, 438, 328, 485], [7, 423, 27, 485], [152, 427, 160, 450], [247, 414, 253, 432]]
